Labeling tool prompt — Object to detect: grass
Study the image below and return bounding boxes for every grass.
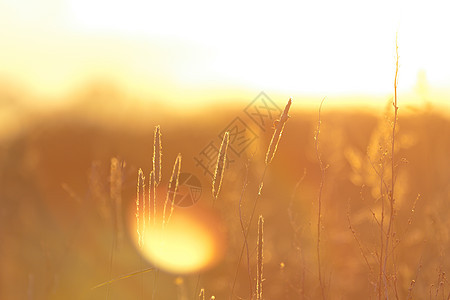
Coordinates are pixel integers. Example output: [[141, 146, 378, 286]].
[[162, 153, 182, 229], [256, 215, 264, 300], [212, 131, 229, 205], [314, 98, 327, 300], [2, 38, 450, 299]]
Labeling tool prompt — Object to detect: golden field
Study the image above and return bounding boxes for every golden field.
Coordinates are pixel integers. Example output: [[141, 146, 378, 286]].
[[1, 86, 449, 299]]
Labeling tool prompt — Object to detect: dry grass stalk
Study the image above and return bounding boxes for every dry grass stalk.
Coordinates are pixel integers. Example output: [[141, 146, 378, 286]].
[[314, 98, 326, 300], [91, 267, 154, 290], [231, 98, 293, 298], [199, 288, 205, 300], [234, 159, 253, 299], [163, 153, 182, 228], [153, 125, 162, 186], [256, 215, 264, 300], [212, 131, 229, 203], [136, 168, 145, 247], [195, 132, 230, 297], [347, 201, 373, 273], [380, 34, 400, 299], [378, 158, 386, 299], [149, 170, 156, 226], [257, 182, 264, 196], [265, 98, 292, 165]]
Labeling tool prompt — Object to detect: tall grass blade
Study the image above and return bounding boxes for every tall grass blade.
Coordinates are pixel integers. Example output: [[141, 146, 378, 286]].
[[149, 170, 156, 226], [212, 131, 229, 203], [163, 154, 182, 228], [256, 215, 264, 300], [153, 125, 162, 186], [136, 168, 145, 247], [265, 98, 292, 165]]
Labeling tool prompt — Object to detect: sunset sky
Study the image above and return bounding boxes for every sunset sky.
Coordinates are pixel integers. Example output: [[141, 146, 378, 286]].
[[1, 0, 449, 110]]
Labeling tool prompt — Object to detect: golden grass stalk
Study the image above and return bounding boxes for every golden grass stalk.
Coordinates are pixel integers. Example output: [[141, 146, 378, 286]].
[[163, 153, 182, 228], [195, 132, 229, 298], [256, 215, 264, 300], [231, 99, 293, 298], [199, 288, 205, 300], [381, 32, 400, 299], [136, 168, 145, 247], [212, 131, 229, 203], [149, 170, 156, 226], [91, 267, 154, 290], [153, 125, 162, 186], [314, 98, 326, 300], [265, 98, 292, 165]]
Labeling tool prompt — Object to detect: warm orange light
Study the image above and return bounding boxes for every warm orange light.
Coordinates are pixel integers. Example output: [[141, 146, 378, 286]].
[[1, 0, 449, 110], [131, 204, 227, 274]]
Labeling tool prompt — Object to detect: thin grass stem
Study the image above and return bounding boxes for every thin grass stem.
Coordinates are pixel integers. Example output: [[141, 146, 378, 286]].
[[314, 98, 326, 300], [162, 154, 182, 228]]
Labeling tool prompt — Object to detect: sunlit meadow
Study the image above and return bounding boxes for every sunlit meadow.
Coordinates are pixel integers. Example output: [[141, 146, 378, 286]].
[[1, 1, 450, 299]]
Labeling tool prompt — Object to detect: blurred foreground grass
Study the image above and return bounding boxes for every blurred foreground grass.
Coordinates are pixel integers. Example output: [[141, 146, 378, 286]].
[[1, 88, 449, 299]]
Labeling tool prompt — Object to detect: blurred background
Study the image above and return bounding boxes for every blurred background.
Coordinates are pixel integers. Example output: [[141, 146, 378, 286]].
[[1, 0, 449, 299]]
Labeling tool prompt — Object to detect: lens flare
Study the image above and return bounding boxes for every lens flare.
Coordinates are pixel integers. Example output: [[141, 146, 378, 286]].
[[130, 203, 226, 274]]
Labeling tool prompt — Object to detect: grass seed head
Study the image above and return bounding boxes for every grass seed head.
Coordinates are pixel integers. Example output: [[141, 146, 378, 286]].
[[153, 125, 162, 185], [163, 153, 182, 228], [212, 131, 230, 202], [199, 288, 205, 300], [148, 170, 156, 226], [265, 98, 292, 165], [136, 168, 145, 247]]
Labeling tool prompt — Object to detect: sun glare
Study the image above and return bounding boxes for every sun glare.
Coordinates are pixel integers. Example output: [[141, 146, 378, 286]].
[[130, 204, 226, 274], [1, 0, 449, 108], [3, 1, 450, 298]]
